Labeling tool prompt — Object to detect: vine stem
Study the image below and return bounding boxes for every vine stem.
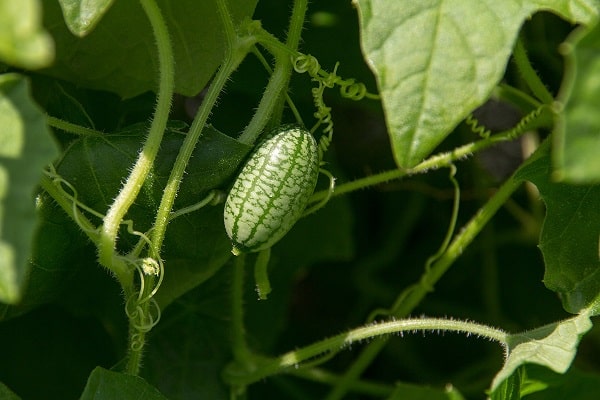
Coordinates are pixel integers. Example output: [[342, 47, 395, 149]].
[[268, 0, 308, 131], [147, 0, 248, 255], [224, 317, 508, 386], [46, 115, 101, 137], [325, 163, 525, 400], [122, 0, 174, 376], [513, 38, 554, 104], [98, 0, 174, 271], [310, 117, 542, 203], [238, 0, 308, 144]]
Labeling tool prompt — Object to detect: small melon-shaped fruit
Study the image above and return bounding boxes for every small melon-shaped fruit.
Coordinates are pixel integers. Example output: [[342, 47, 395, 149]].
[[224, 125, 319, 255]]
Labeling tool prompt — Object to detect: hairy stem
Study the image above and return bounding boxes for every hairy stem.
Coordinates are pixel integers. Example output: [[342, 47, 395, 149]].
[[238, 0, 308, 144], [268, 0, 308, 131], [325, 165, 524, 400], [310, 110, 548, 203], [98, 0, 174, 269], [513, 38, 554, 104], [46, 115, 102, 137], [148, 0, 246, 256], [225, 317, 508, 386], [122, 0, 174, 376]]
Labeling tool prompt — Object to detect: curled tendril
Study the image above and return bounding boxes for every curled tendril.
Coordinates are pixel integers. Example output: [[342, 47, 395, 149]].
[[505, 105, 546, 139], [339, 80, 368, 101], [125, 293, 161, 349], [465, 114, 492, 138], [466, 105, 546, 141], [293, 53, 377, 160], [293, 53, 321, 76], [43, 166, 103, 234]]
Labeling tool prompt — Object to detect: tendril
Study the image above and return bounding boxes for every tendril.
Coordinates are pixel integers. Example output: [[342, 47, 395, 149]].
[[293, 53, 378, 161], [465, 114, 492, 138], [504, 105, 546, 139], [466, 105, 547, 141]]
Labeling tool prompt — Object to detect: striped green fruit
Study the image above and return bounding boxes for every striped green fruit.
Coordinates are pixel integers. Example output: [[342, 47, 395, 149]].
[[224, 125, 319, 255]]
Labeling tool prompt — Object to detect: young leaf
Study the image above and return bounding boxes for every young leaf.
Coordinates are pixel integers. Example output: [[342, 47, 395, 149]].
[[515, 144, 600, 315], [354, 0, 598, 168], [0, 0, 54, 69], [41, 0, 257, 98], [80, 367, 167, 400], [490, 312, 593, 392], [0, 74, 58, 304], [554, 21, 600, 183], [57, 0, 115, 37]]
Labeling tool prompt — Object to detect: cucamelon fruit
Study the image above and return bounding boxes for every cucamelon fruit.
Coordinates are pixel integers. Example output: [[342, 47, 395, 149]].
[[224, 125, 319, 255]]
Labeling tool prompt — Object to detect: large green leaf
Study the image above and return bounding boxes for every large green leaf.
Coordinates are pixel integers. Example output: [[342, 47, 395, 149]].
[[53, 124, 251, 309], [41, 0, 257, 98], [554, 21, 600, 183], [81, 367, 167, 400], [354, 0, 598, 168], [0, 74, 58, 304], [57, 0, 115, 37], [515, 142, 600, 315], [0, 0, 54, 69], [142, 266, 233, 399]]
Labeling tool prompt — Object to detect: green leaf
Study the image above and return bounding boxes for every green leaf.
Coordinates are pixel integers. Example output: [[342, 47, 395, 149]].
[[554, 21, 600, 183], [53, 124, 251, 309], [57, 0, 115, 37], [490, 313, 593, 392], [41, 0, 257, 98], [81, 367, 167, 400], [515, 143, 600, 314], [0, 0, 54, 69], [491, 368, 522, 400], [0, 73, 58, 304], [387, 382, 465, 400], [354, 0, 598, 168], [142, 266, 233, 399], [0, 382, 21, 400]]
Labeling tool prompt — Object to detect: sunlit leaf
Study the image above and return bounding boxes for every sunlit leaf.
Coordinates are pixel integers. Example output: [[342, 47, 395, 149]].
[[490, 313, 593, 392], [354, 0, 598, 167], [57, 0, 115, 37]]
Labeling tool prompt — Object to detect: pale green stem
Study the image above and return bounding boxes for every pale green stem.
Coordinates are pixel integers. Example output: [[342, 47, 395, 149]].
[[513, 38, 554, 104], [310, 119, 541, 203], [120, 0, 174, 376], [98, 0, 174, 270], [325, 165, 524, 400], [225, 317, 508, 386], [268, 0, 308, 131], [148, 0, 247, 254], [238, 0, 308, 144]]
